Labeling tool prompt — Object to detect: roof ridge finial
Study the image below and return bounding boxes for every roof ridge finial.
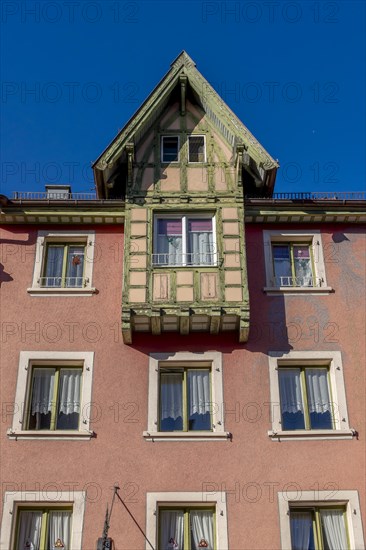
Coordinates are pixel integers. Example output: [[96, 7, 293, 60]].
[[170, 51, 196, 68]]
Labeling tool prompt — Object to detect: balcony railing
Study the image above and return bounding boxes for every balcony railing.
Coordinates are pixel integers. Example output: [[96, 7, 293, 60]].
[[39, 276, 86, 288], [246, 192, 366, 201], [152, 252, 217, 267], [272, 276, 321, 288]]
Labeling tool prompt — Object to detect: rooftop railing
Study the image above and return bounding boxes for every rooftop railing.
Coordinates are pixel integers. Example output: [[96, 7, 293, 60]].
[[245, 192, 366, 201], [10, 191, 366, 201], [12, 191, 97, 200]]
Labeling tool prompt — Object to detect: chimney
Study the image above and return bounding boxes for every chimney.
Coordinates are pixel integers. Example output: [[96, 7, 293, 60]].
[[45, 184, 71, 199]]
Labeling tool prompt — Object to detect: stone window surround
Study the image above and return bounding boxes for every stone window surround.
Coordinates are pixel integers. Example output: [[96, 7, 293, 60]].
[[146, 491, 228, 550], [268, 350, 355, 441], [27, 230, 96, 296], [278, 490, 364, 550], [0, 491, 85, 550], [262, 229, 333, 295], [7, 351, 95, 440], [143, 351, 229, 441]]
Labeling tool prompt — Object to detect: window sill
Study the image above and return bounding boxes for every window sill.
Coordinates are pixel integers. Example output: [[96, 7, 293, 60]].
[[27, 287, 97, 297], [263, 286, 333, 296], [268, 429, 355, 441], [143, 431, 231, 442], [7, 429, 94, 440]]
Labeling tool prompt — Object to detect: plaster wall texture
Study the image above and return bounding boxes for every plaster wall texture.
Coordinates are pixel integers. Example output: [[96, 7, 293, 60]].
[[1, 223, 365, 549]]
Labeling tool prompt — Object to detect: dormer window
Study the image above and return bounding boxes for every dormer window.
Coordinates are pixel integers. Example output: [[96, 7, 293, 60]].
[[153, 214, 216, 266], [188, 135, 206, 162], [161, 136, 179, 163]]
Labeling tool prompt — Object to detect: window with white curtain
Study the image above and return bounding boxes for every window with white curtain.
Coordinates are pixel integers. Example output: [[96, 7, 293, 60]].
[[159, 508, 214, 550], [8, 351, 94, 440], [272, 243, 315, 287], [16, 508, 72, 550], [42, 243, 86, 288], [144, 352, 226, 442], [278, 491, 364, 550], [160, 368, 211, 432], [1, 491, 85, 550], [290, 507, 348, 550], [27, 366, 82, 431], [28, 230, 96, 296], [278, 366, 332, 430], [153, 215, 216, 266], [262, 230, 332, 295], [268, 351, 354, 441]]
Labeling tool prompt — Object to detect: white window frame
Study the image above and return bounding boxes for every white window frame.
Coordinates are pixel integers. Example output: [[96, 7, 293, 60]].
[[146, 492, 228, 550], [268, 351, 354, 441], [28, 230, 96, 296], [278, 490, 364, 550], [263, 230, 332, 294], [188, 134, 207, 163], [153, 213, 217, 267], [0, 491, 85, 550], [143, 351, 228, 441], [161, 135, 180, 163], [7, 351, 94, 440]]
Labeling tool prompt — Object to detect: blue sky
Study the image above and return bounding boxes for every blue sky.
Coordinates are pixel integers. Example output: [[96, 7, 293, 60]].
[[1, 0, 365, 196]]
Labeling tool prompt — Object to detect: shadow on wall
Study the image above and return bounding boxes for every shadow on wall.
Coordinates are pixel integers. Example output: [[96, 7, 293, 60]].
[[0, 232, 36, 285], [0, 263, 13, 286]]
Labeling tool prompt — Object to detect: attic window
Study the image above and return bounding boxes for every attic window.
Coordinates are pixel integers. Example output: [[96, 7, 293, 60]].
[[188, 135, 206, 163], [161, 136, 179, 163]]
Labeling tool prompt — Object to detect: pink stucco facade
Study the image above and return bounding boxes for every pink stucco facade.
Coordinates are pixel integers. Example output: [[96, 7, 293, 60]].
[[1, 220, 365, 549]]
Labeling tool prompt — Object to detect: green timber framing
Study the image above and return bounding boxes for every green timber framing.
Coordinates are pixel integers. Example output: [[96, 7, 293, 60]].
[[1, 195, 365, 342], [91, 51, 279, 343], [1, 52, 365, 344]]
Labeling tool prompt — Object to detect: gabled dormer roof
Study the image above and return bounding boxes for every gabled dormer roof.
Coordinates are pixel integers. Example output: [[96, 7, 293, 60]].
[[93, 51, 279, 198]]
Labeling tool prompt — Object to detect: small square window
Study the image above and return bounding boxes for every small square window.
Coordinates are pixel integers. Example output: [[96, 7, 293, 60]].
[[153, 215, 216, 266], [160, 368, 211, 432], [161, 136, 179, 163], [28, 230, 96, 296], [188, 135, 206, 163], [159, 507, 214, 550], [268, 351, 353, 441], [8, 351, 94, 440]]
